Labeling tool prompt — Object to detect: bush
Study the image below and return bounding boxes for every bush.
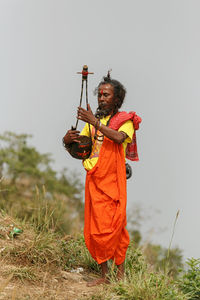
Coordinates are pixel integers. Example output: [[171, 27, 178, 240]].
[[0, 131, 84, 235], [179, 258, 200, 299]]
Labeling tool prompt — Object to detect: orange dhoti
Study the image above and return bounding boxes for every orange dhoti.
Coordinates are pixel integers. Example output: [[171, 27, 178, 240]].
[[84, 137, 130, 265]]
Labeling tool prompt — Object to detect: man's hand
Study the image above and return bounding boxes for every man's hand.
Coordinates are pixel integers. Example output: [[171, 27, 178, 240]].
[[77, 104, 97, 126], [63, 129, 80, 144]]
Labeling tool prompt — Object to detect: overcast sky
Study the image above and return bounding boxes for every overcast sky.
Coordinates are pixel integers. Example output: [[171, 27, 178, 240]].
[[0, 0, 200, 260]]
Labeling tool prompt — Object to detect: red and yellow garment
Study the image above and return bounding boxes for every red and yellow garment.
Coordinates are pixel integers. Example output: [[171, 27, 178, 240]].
[[81, 115, 134, 171]]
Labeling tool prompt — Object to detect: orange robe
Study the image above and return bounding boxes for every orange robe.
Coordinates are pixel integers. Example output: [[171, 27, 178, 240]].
[[84, 136, 129, 265]]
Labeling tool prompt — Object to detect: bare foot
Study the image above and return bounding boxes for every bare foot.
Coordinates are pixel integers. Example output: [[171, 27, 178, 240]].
[[87, 277, 109, 287]]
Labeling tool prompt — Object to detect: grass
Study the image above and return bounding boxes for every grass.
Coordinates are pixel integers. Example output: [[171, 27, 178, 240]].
[[3, 266, 37, 282], [0, 181, 83, 236], [0, 215, 193, 300], [178, 258, 200, 299], [80, 243, 189, 300], [0, 211, 99, 274], [0, 209, 193, 300], [61, 234, 100, 273], [0, 185, 196, 300]]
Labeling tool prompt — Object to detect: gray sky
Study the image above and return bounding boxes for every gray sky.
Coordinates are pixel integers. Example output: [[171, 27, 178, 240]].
[[0, 0, 200, 260]]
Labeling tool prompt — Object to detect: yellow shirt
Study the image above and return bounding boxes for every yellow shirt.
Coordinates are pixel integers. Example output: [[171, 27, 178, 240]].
[[80, 115, 134, 171]]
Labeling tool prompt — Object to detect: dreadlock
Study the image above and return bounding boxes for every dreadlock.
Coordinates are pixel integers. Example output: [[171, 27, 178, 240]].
[[94, 70, 126, 115]]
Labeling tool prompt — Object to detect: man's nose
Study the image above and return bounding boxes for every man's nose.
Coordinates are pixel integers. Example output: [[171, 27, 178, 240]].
[[99, 94, 104, 101]]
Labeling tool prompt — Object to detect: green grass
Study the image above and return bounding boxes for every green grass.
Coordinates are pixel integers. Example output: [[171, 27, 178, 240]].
[[0, 188, 198, 300], [0, 210, 194, 300], [4, 266, 37, 282], [178, 258, 200, 299], [81, 243, 189, 300]]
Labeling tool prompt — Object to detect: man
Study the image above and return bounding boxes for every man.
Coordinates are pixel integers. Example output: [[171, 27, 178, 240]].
[[64, 73, 141, 286]]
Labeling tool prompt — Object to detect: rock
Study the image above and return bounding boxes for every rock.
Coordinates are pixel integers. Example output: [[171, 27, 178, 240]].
[[61, 271, 82, 283]]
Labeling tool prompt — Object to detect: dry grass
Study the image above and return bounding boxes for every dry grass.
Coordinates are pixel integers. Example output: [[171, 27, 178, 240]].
[[0, 211, 101, 300], [0, 209, 191, 300]]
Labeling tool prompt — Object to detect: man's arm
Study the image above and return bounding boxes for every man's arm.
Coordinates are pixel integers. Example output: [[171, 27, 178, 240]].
[[95, 123, 127, 144], [77, 105, 127, 144]]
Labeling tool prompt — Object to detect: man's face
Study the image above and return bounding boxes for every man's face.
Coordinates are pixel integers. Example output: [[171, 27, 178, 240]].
[[96, 84, 115, 117]]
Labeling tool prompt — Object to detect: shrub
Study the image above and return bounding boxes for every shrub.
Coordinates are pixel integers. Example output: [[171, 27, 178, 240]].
[[179, 258, 200, 299]]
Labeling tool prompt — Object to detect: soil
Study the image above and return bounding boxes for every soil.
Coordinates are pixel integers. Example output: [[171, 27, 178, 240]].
[[0, 265, 103, 300], [0, 215, 103, 300]]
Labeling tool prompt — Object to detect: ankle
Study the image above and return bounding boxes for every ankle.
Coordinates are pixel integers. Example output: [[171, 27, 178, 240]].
[[116, 263, 124, 280]]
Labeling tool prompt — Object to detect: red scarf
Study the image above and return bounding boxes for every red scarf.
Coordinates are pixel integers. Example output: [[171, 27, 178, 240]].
[[109, 111, 142, 161]]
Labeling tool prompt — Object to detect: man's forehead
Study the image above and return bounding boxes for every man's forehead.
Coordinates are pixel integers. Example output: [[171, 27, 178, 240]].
[[99, 84, 114, 93]]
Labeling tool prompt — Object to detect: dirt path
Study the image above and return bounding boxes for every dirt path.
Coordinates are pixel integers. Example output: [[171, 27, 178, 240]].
[[0, 266, 102, 300]]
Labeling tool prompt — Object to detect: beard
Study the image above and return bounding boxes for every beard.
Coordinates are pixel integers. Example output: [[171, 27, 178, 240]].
[[95, 102, 114, 118]]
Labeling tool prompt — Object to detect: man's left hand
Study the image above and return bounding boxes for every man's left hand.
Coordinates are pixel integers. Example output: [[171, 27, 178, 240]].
[[77, 104, 96, 126]]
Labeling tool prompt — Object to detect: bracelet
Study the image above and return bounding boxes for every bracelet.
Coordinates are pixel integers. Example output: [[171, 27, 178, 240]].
[[94, 119, 102, 131]]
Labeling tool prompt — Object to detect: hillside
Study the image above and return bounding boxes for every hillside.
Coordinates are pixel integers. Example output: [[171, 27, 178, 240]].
[[0, 212, 192, 300], [0, 213, 101, 300], [0, 132, 198, 299]]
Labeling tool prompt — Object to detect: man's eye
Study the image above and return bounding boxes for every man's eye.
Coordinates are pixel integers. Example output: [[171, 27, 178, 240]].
[[98, 93, 109, 97]]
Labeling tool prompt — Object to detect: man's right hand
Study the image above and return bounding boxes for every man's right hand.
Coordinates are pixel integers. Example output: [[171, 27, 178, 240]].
[[63, 130, 81, 144]]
